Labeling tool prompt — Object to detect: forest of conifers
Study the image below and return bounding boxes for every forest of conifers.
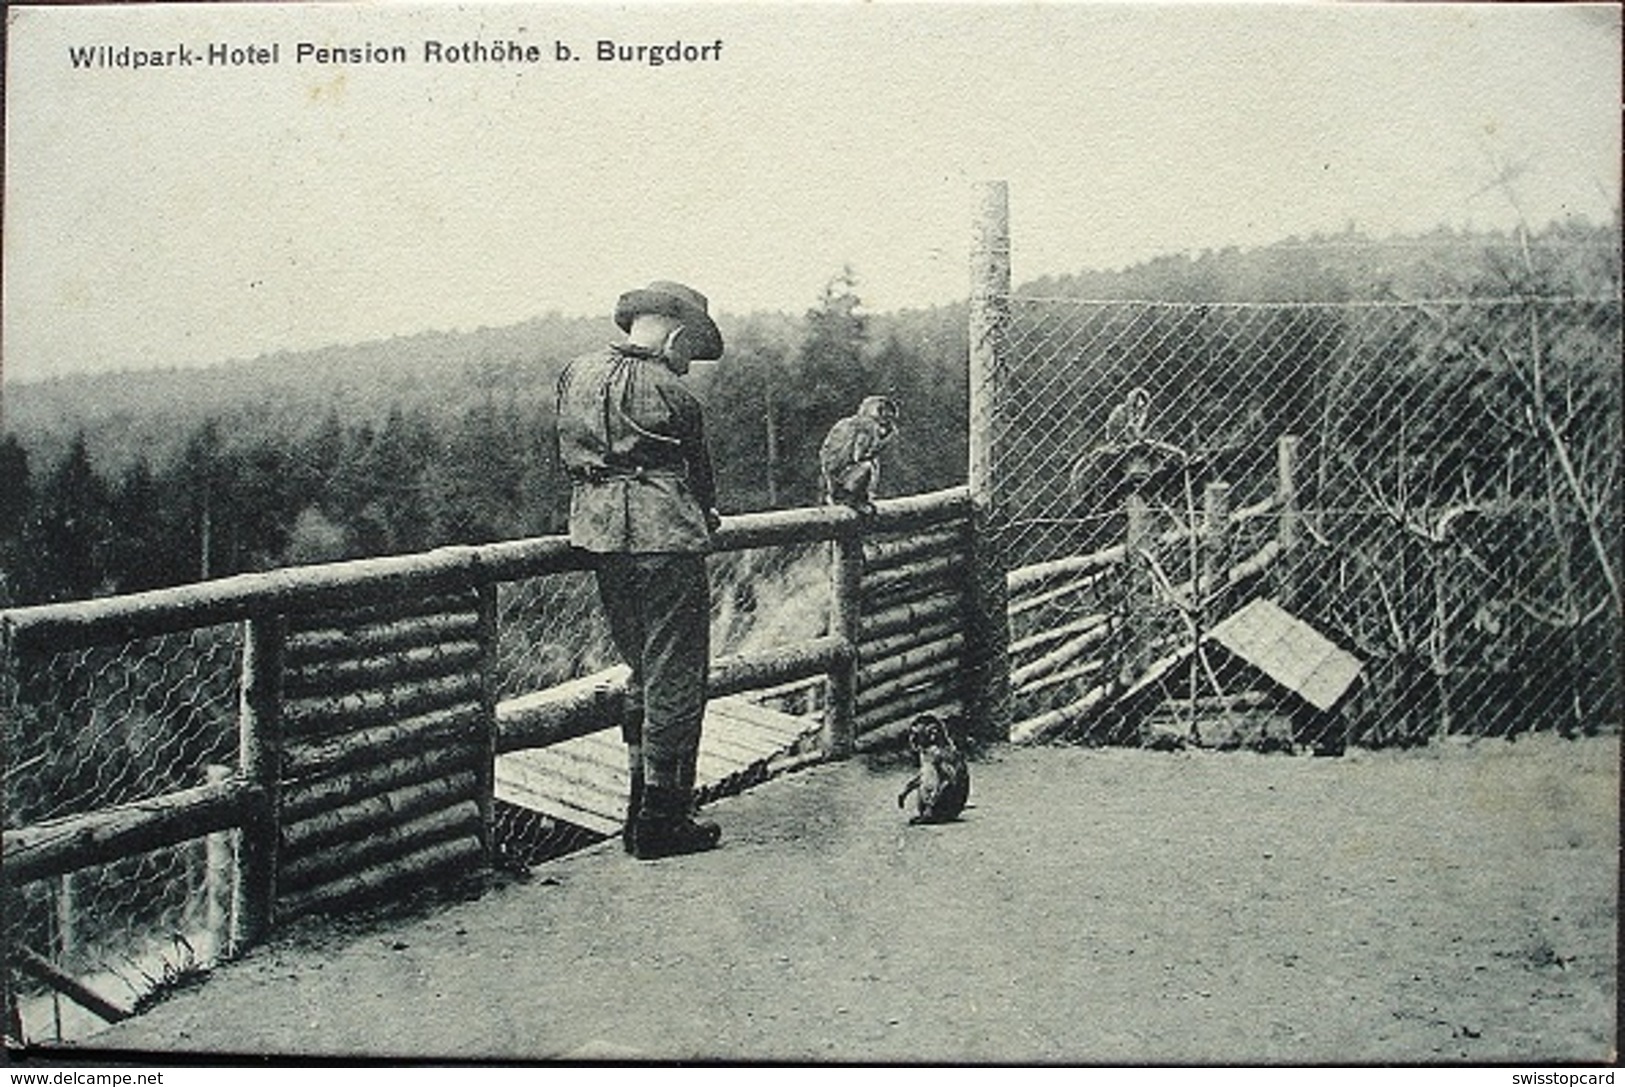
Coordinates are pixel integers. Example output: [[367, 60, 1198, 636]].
[[1, 219, 1618, 611]]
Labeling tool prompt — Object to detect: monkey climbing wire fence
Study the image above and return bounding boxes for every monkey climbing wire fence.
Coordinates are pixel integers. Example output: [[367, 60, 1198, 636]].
[[983, 289, 1621, 745]]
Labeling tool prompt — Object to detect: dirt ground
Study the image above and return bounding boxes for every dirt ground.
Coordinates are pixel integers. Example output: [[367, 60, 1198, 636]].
[[48, 731, 1621, 1065]]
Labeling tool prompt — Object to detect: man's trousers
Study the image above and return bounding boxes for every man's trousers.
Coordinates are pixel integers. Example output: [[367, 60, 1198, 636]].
[[593, 552, 710, 787]]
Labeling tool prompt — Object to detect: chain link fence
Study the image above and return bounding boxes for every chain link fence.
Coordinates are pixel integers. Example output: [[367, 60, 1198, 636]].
[[992, 288, 1621, 747]]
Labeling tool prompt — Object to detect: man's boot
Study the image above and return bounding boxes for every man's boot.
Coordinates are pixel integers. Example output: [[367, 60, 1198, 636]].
[[674, 756, 720, 842], [632, 784, 721, 860]]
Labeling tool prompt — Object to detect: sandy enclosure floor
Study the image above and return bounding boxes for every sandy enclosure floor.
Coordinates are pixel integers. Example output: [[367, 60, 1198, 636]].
[[53, 732, 1620, 1065]]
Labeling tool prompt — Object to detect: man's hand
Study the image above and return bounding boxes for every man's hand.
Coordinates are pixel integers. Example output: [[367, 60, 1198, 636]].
[[706, 507, 723, 535]]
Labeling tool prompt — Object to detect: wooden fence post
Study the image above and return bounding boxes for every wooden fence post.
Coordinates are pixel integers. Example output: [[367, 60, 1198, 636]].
[[233, 614, 284, 955], [1120, 467, 1155, 687], [475, 581, 499, 861], [967, 180, 1013, 743], [1201, 481, 1232, 608], [202, 765, 234, 963], [824, 532, 863, 758], [1, 619, 20, 1044], [1277, 434, 1300, 607]]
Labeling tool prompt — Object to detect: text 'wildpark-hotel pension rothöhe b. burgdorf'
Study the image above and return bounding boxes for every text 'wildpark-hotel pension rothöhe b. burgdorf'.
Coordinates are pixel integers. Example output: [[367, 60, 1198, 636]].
[[68, 35, 727, 71]]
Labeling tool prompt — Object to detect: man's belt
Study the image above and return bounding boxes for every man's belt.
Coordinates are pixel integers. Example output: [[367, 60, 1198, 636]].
[[570, 465, 687, 485]]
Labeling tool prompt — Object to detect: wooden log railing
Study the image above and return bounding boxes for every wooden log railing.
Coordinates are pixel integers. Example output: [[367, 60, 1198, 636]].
[[1, 487, 979, 1031], [2, 425, 1303, 1030], [1004, 439, 1301, 745]]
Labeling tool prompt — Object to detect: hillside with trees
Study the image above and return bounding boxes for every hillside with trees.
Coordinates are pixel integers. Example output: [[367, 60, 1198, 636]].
[[1, 217, 1617, 610]]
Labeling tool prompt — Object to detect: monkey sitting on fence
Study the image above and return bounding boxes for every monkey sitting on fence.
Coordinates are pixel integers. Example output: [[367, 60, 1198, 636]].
[[819, 395, 900, 515], [897, 713, 970, 825], [1103, 386, 1151, 446], [1069, 386, 1195, 506]]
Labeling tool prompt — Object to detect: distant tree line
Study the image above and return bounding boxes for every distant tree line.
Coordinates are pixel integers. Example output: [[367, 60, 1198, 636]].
[[0, 269, 968, 605], [2, 218, 1617, 610]]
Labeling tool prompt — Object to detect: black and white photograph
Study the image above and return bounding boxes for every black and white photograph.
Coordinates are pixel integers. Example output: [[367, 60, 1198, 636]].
[[1, 0, 1618, 1068]]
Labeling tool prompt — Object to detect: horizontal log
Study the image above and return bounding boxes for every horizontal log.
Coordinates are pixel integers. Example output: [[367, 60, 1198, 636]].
[[281, 771, 480, 855], [1010, 610, 1110, 660], [854, 702, 964, 752], [283, 640, 485, 700], [863, 488, 972, 533], [1010, 682, 1113, 744], [2, 490, 971, 653], [861, 554, 966, 602], [746, 673, 825, 705], [854, 714, 919, 753], [861, 592, 964, 643], [1017, 658, 1108, 699], [3, 491, 971, 654], [460, 536, 592, 582], [283, 672, 485, 739], [284, 591, 477, 637], [715, 504, 856, 551], [858, 656, 962, 714], [1006, 515, 1215, 599], [1007, 545, 1124, 597], [861, 525, 966, 570], [3, 778, 257, 885], [279, 800, 483, 894], [285, 609, 483, 665], [856, 688, 965, 739], [284, 702, 484, 778], [1009, 569, 1109, 620], [713, 489, 969, 552], [710, 636, 851, 700], [277, 835, 485, 921], [859, 618, 960, 665], [859, 633, 964, 690], [864, 578, 967, 617], [496, 668, 627, 755], [499, 636, 846, 755], [4, 546, 488, 652], [281, 742, 483, 822], [12, 945, 131, 1025], [1011, 621, 1111, 689]]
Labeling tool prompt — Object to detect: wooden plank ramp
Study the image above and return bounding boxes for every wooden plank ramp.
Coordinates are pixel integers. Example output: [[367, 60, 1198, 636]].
[[494, 697, 821, 836]]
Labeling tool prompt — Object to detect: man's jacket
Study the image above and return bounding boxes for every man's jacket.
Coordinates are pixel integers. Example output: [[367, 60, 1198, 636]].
[[555, 344, 717, 553]]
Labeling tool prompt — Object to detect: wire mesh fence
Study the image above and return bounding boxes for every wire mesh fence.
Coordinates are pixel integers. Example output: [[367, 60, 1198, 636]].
[[488, 540, 831, 864], [3, 625, 240, 1041], [991, 290, 1621, 746]]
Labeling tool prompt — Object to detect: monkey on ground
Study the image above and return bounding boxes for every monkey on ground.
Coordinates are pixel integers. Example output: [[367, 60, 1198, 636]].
[[819, 395, 900, 515], [896, 713, 970, 825]]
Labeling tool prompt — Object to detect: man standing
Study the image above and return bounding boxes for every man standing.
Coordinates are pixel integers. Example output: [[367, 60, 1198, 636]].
[[555, 280, 724, 859]]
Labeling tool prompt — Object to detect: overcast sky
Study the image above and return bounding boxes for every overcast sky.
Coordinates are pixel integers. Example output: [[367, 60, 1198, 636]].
[[3, 1, 1619, 383]]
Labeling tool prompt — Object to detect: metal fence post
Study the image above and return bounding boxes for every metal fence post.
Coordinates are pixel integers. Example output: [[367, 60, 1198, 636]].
[[233, 614, 284, 955], [824, 531, 863, 758], [967, 180, 1013, 744]]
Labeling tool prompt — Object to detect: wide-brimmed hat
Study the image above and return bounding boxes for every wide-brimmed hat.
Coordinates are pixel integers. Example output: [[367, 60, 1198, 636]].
[[614, 280, 724, 360]]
